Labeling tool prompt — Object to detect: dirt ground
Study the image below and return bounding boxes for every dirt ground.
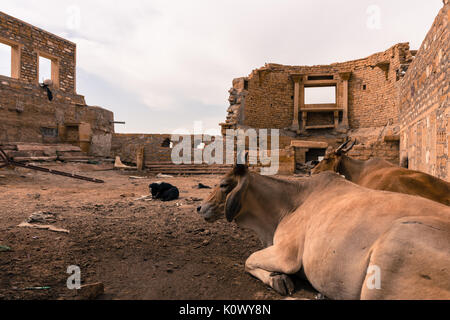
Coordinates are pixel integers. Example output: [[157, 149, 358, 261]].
[[0, 162, 317, 300]]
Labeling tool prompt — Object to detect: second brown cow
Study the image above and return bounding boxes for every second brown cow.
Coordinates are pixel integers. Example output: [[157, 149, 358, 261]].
[[311, 140, 450, 206]]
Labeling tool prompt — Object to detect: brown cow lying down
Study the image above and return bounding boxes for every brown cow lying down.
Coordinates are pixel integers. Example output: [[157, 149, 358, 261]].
[[197, 165, 450, 299], [311, 140, 450, 206]]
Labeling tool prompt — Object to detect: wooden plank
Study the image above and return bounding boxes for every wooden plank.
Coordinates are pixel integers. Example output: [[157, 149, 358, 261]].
[[16, 144, 81, 152], [58, 156, 93, 161], [12, 156, 58, 162], [54, 145, 82, 152], [290, 140, 328, 148], [305, 124, 335, 130], [300, 104, 342, 112], [136, 146, 145, 171]]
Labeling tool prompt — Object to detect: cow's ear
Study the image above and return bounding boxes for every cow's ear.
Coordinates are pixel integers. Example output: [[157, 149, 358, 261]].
[[233, 151, 249, 176], [333, 156, 342, 172], [225, 175, 249, 222], [233, 163, 247, 176]]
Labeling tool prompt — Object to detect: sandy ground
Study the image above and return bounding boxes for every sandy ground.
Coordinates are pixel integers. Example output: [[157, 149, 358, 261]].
[[0, 162, 317, 300]]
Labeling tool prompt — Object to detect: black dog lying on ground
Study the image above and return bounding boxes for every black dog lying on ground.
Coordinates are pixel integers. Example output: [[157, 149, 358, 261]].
[[149, 182, 179, 201]]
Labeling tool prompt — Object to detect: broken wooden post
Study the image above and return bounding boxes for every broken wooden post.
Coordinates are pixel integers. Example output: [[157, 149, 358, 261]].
[[136, 145, 145, 171]]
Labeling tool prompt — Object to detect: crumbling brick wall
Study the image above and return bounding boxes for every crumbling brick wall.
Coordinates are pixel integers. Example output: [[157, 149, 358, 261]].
[[111, 134, 174, 164], [0, 11, 76, 93], [222, 43, 413, 132], [0, 12, 114, 157], [0, 77, 114, 156], [398, 2, 449, 180]]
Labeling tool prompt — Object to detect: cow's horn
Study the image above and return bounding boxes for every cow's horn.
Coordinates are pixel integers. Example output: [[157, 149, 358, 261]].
[[335, 139, 351, 153], [343, 139, 357, 153]]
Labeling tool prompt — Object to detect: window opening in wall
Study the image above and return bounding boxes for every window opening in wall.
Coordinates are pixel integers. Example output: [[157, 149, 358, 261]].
[[161, 138, 172, 148], [39, 56, 52, 82], [363, 84, 367, 90], [40, 127, 58, 137], [306, 148, 327, 162], [244, 80, 248, 90], [0, 43, 12, 77], [304, 86, 336, 104]]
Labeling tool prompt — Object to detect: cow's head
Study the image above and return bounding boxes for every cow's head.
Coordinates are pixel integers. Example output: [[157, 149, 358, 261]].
[[197, 162, 249, 223], [311, 139, 356, 174]]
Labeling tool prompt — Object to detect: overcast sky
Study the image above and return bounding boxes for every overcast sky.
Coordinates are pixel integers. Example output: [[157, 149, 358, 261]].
[[0, 0, 443, 134]]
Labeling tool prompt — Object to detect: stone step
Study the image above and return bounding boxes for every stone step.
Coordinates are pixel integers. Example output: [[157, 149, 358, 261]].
[[1, 143, 89, 162]]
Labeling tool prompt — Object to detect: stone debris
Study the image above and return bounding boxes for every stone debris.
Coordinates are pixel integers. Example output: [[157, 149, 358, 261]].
[[17, 222, 69, 234], [17, 211, 68, 233], [156, 173, 174, 178], [26, 211, 58, 224], [114, 156, 136, 170], [120, 193, 136, 198], [129, 176, 147, 180], [133, 195, 153, 201]]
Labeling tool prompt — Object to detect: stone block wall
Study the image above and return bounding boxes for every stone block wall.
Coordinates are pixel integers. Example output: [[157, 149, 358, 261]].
[[111, 133, 220, 164], [222, 43, 413, 132], [111, 134, 174, 164], [0, 76, 114, 156], [0, 11, 76, 93], [398, 2, 449, 180]]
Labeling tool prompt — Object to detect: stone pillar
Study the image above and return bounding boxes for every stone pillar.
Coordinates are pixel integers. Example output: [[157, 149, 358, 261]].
[[290, 74, 303, 131], [339, 72, 351, 128], [334, 111, 339, 128]]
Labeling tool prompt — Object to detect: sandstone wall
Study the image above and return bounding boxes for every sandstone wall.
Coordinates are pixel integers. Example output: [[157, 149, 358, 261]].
[[0, 11, 76, 93], [399, 2, 449, 180], [222, 43, 413, 132], [111, 134, 174, 164], [347, 126, 400, 164], [0, 76, 114, 156]]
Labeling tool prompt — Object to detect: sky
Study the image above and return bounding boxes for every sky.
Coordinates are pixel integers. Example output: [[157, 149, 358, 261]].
[[0, 0, 444, 135]]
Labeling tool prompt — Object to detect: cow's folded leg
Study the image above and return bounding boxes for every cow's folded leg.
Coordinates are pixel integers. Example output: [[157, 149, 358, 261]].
[[245, 246, 300, 296]]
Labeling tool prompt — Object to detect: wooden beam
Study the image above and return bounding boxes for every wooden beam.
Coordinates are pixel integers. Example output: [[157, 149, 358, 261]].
[[290, 140, 328, 148]]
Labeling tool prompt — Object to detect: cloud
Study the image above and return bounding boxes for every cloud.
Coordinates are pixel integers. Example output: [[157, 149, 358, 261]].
[[0, 0, 443, 133]]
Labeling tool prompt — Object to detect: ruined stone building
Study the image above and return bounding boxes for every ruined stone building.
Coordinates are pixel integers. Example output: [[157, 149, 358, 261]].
[[0, 3, 448, 179], [221, 1, 449, 180], [0, 11, 114, 157]]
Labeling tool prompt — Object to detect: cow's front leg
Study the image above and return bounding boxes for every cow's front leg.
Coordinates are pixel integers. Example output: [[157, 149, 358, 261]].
[[245, 245, 301, 296]]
